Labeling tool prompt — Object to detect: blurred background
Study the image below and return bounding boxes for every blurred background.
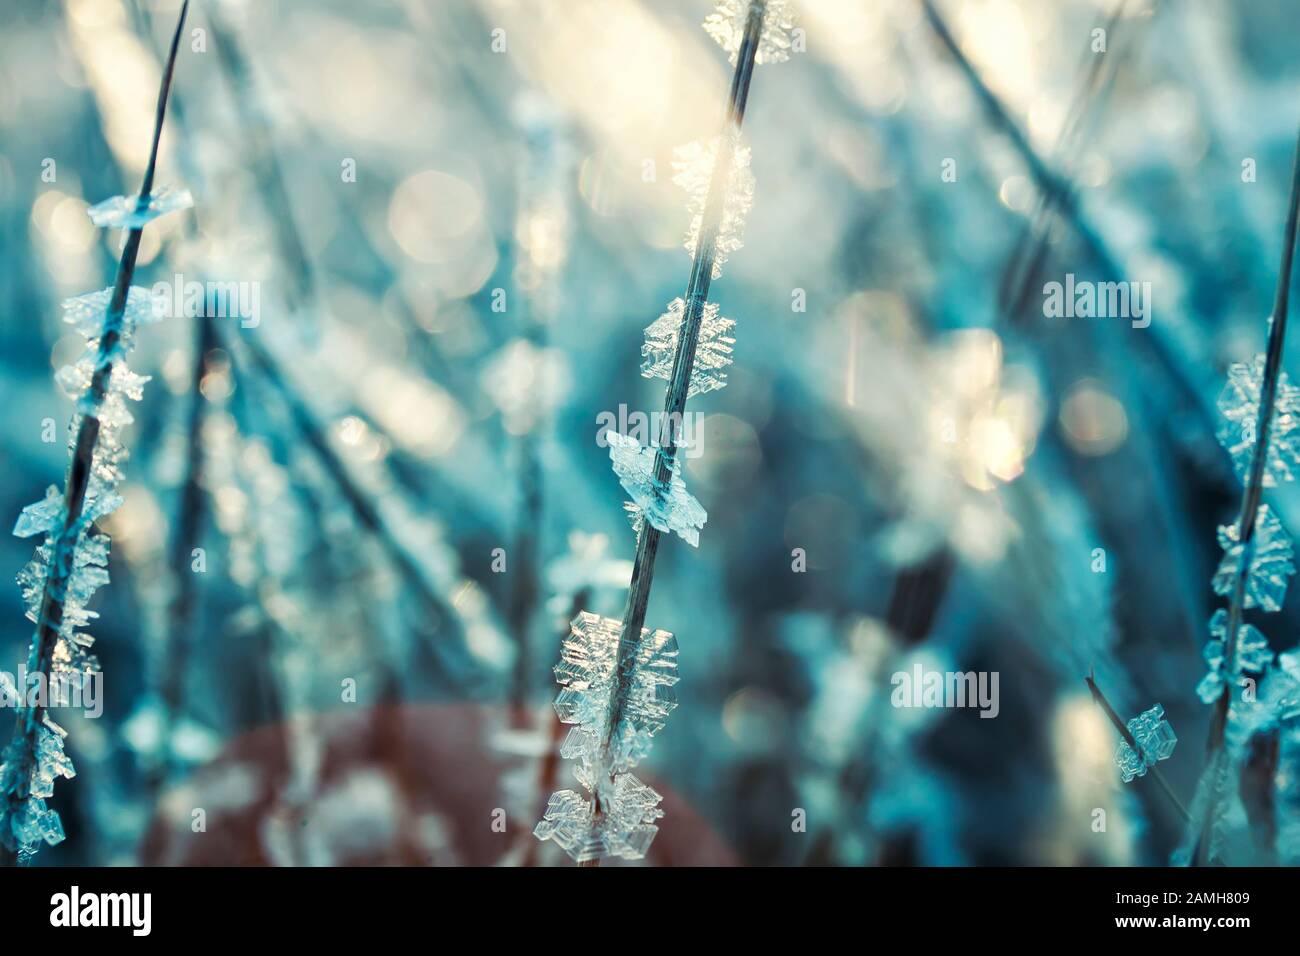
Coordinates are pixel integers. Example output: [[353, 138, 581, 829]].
[[1, 0, 1299, 866]]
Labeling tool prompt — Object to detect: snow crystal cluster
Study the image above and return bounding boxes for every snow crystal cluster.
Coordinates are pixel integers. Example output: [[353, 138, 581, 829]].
[[673, 136, 754, 279], [1, 188, 187, 860], [642, 297, 736, 398], [1211, 504, 1294, 612], [1113, 704, 1177, 783], [533, 612, 679, 862], [703, 0, 798, 66], [1198, 353, 1300, 707], [536, 0, 791, 864], [1197, 609, 1274, 704], [1216, 355, 1300, 487]]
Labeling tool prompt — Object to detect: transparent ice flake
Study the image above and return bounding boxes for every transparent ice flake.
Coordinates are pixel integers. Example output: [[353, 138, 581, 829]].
[[1198, 609, 1276, 704], [13, 487, 64, 539], [642, 297, 735, 397], [62, 286, 165, 337], [1113, 703, 1177, 783], [1216, 354, 1300, 487], [86, 184, 193, 229], [1213, 504, 1295, 612], [607, 432, 707, 547]]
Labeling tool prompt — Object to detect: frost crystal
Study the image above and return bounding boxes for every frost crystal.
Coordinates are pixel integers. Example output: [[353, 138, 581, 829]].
[[703, 0, 797, 66], [62, 286, 165, 340], [86, 184, 193, 229], [534, 611, 678, 862], [3, 281, 154, 859], [1196, 609, 1275, 704], [13, 486, 64, 540], [607, 431, 707, 547], [0, 715, 76, 853], [533, 775, 665, 863], [673, 136, 755, 279], [1212, 504, 1295, 612], [1216, 354, 1300, 487], [1113, 703, 1177, 783], [642, 297, 736, 397]]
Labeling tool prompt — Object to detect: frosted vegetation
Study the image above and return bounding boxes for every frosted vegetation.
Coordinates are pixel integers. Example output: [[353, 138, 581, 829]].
[[3, 0, 1300, 868]]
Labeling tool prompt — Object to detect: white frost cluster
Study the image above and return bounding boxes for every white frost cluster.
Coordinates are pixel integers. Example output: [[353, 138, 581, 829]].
[[642, 297, 736, 398], [1212, 504, 1295, 613], [607, 432, 707, 547], [533, 611, 678, 862], [703, 0, 798, 66], [1216, 353, 1300, 487], [1, 282, 161, 859], [673, 135, 754, 279]]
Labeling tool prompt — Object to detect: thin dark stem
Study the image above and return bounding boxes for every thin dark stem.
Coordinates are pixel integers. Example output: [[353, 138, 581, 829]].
[[154, 312, 215, 787], [205, 6, 314, 309], [919, 0, 1211, 437], [999, 0, 1141, 317], [585, 1, 767, 864], [1085, 674, 1190, 823], [222, 330, 484, 689], [1194, 124, 1300, 865], [0, 1, 189, 867]]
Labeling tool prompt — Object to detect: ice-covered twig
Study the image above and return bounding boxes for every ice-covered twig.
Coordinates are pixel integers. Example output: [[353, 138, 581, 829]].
[[1085, 674, 1188, 822], [1192, 125, 1300, 865], [535, 0, 790, 865], [151, 314, 217, 788], [0, 1, 192, 866]]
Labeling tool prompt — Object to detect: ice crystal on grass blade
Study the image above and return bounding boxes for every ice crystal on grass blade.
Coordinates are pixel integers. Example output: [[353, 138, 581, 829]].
[[0, 0, 190, 865], [673, 136, 754, 279], [537, 0, 786, 864], [1216, 354, 1300, 487], [1197, 610, 1274, 704], [61, 287, 164, 340], [607, 432, 707, 547], [642, 297, 735, 397], [1212, 504, 1295, 612], [534, 775, 665, 863], [1113, 704, 1177, 783], [534, 612, 678, 862], [704, 0, 797, 66], [551, 612, 679, 775], [86, 184, 193, 229]]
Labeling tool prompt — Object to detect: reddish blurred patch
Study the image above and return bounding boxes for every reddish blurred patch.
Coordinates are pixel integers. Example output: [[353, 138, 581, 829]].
[[140, 703, 737, 866]]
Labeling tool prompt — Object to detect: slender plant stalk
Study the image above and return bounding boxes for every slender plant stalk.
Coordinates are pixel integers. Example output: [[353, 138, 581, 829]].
[[1193, 125, 1300, 865], [0, 1, 190, 866], [1085, 673, 1190, 823], [222, 330, 486, 689], [580, 2, 767, 868], [152, 312, 216, 789], [998, 0, 1144, 317], [919, 0, 1212, 441]]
